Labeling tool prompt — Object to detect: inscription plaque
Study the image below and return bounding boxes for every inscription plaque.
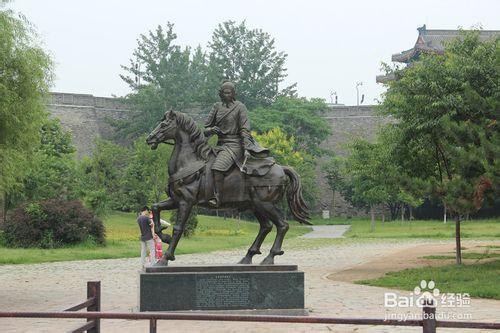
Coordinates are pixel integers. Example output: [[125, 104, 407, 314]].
[[196, 274, 250, 308]]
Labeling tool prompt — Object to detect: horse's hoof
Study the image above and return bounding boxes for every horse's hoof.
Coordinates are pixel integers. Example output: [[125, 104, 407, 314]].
[[165, 254, 176, 261], [154, 259, 168, 267], [238, 256, 252, 265], [260, 256, 274, 265]]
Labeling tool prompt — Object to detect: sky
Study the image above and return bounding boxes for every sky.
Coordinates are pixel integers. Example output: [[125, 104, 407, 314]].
[[9, 0, 500, 106]]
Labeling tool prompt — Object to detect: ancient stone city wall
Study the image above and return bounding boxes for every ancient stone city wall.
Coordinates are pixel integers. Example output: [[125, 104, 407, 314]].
[[47, 92, 132, 158], [318, 105, 391, 217]]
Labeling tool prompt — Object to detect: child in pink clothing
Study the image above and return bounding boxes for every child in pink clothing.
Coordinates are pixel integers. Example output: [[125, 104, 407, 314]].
[[154, 234, 163, 260]]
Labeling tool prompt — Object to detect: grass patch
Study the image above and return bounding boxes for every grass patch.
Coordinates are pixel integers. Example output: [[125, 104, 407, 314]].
[[0, 212, 311, 265], [311, 217, 500, 239], [422, 252, 500, 260], [357, 260, 500, 299]]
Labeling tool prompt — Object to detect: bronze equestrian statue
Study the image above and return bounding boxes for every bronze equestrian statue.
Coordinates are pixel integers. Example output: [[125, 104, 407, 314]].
[[146, 81, 311, 266]]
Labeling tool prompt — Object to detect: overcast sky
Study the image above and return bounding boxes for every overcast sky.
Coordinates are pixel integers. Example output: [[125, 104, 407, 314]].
[[9, 0, 500, 105]]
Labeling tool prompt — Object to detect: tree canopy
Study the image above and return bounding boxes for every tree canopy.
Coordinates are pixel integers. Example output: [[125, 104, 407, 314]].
[[118, 20, 297, 138], [253, 128, 318, 204], [0, 4, 53, 196], [250, 97, 331, 156], [380, 31, 498, 219], [207, 20, 296, 109], [17, 118, 77, 204]]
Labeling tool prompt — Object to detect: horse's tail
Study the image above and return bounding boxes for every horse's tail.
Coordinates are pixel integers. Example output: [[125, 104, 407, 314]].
[[283, 166, 312, 225]]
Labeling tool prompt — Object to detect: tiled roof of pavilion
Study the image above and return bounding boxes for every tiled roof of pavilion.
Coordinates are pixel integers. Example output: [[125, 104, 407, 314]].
[[391, 25, 499, 63]]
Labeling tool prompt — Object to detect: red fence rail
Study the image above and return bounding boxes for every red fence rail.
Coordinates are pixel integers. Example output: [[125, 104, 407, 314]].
[[1, 281, 499, 333]]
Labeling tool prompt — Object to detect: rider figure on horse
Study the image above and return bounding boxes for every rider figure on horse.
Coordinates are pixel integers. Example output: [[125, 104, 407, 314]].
[[204, 81, 269, 207]]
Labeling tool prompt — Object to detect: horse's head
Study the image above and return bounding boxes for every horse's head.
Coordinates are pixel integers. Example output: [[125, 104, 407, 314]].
[[146, 110, 177, 150]]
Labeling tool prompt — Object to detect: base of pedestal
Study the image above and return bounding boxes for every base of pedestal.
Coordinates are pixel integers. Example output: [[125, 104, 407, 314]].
[[138, 264, 305, 312]]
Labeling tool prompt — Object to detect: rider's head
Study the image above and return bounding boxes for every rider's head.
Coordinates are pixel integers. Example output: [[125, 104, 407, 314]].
[[218, 81, 236, 104]]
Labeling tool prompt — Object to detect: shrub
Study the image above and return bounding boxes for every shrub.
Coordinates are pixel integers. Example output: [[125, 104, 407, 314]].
[[4, 199, 105, 248]]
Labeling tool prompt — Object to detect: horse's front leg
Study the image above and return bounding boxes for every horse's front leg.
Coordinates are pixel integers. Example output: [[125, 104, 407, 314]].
[[152, 198, 178, 244], [161, 200, 193, 264]]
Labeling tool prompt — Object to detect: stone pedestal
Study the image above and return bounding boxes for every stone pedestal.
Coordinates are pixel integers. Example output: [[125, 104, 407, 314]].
[[139, 264, 304, 312]]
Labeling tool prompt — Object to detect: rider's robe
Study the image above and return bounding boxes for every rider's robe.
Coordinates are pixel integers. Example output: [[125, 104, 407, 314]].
[[205, 101, 269, 171]]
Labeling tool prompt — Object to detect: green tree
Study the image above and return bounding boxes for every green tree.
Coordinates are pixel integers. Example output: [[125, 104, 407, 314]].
[[119, 23, 201, 138], [322, 156, 345, 216], [380, 31, 499, 264], [117, 20, 299, 140], [250, 97, 331, 155], [207, 20, 296, 109], [76, 139, 129, 215], [253, 128, 318, 205], [76, 136, 173, 214], [341, 137, 424, 229], [342, 139, 390, 230], [19, 118, 77, 203], [119, 135, 172, 211], [0, 2, 53, 219]]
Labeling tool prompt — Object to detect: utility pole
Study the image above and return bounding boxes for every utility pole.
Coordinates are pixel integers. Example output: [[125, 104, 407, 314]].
[[356, 82, 363, 107], [330, 91, 338, 105]]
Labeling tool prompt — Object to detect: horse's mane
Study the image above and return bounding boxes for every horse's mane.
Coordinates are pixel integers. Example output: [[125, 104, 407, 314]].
[[174, 111, 211, 160]]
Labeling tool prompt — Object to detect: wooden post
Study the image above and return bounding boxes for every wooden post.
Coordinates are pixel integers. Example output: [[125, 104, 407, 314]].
[[455, 215, 462, 265], [443, 202, 447, 223], [370, 206, 375, 232], [1, 192, 7, 228], [87, 281, 101, 333], [331, 190, 336, 217], [150, 318, 157, 333], [422, 299, 436, 333]]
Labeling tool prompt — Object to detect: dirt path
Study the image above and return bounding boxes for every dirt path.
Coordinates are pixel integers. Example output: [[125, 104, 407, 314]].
[[0, 239, 499, 332]]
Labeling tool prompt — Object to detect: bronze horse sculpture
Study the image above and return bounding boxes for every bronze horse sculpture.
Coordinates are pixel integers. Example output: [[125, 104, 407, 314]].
[[146, 110, 311, 266]]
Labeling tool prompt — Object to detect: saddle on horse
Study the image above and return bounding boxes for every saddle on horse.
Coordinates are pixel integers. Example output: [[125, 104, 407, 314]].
[[204, 149, 276, 206]]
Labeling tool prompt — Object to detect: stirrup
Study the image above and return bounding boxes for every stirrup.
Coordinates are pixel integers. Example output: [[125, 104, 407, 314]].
[[208, 197, 219, 207]]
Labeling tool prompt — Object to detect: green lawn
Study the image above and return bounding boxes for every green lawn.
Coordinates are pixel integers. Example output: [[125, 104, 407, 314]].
[[1, 213, 498, 265], [312, 217, 500, 239], [357, 260, 500, 300], [0, 212, 311, 265]]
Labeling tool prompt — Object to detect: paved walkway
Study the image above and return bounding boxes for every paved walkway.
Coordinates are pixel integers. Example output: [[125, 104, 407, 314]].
[[0, 239, 499, 332], [302, 225, 351, 238]]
